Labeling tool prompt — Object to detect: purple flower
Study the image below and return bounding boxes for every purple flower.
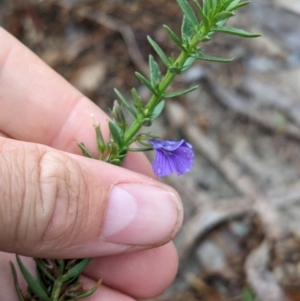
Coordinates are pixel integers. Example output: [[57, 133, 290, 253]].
[[148, 139, 194, 177]]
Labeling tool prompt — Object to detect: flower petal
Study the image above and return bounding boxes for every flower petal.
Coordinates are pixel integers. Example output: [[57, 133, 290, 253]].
[[148, 139, 194, 177]]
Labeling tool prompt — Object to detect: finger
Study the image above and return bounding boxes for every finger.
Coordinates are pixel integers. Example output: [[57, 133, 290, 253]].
[[0, 27, 105, 151], [84, 242, 178, 299], [0, 137, 183, 258], [0, 27, 153, 176], [78, 277, 136, 301], [0, 244, 178, 300], [0, 253, 31, 301], [0, 253, 135, 301]]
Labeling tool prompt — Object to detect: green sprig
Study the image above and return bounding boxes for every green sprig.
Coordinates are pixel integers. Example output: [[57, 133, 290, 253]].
[[88, 0, 261, 166], [14, 1, 261, 301]]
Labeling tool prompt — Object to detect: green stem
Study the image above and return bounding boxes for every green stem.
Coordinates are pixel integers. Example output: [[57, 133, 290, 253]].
[[123, 63, 177, 145], [51, 279, 62, 301], [34, 259, 56, 282], [122, 37, 198, 147], [51, 260, 65, 301]]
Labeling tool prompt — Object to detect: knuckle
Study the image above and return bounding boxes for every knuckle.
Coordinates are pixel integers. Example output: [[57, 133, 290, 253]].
[[0, 138, 90, 254], [0, 139, 39, 251], [0, 139, 17, 248], [38, 151, 90, 252]]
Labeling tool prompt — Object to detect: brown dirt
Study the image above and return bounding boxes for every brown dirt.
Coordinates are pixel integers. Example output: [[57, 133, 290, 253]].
[[2, 0, 300, 300]]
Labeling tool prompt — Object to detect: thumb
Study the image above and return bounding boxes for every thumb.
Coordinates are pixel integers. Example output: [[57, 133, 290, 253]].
[[0, 137, 183, 258]]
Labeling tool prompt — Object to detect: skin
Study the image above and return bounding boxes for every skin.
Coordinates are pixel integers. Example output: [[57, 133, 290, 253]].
[[0, 27, 183, 301]]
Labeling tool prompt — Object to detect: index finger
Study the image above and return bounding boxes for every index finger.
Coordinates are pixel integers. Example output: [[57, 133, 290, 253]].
[[0, 27, 153, 174]]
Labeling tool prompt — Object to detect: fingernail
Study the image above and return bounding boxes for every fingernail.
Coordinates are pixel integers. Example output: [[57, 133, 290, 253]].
[[102, 184, 182, 245]]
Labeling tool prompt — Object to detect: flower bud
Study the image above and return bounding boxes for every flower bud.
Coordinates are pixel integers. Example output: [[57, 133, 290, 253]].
[[112, 100, 126, 129]]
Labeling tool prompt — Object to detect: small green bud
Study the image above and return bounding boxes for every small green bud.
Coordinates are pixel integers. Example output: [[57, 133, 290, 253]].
[[77, 142, 93, 158], [200, 35, 211, 42], [108, 158, 121, 165], [105, 142, 123, 165], [93, 124, 106, 154], [112, 100, 126, 129], [109, 121, 124, 146], [131, 88, 143, 112], [169, 66, 182, 75], [141, 118, 152, 126]]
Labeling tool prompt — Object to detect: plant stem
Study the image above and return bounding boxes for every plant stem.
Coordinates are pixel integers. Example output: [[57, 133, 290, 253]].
[[122, 37, 198, 147], [51, 260, 65, 301]]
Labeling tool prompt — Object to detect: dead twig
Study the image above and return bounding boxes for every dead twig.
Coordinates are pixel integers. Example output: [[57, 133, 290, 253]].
[[246, 240, 290, 301], [204, 75, 300, 140], [242, 77, 300, 127], [178, 200, 252, 259], [166, 100, 300, 299], [166, 101, 283, 239], [57, 0, 149, 75]]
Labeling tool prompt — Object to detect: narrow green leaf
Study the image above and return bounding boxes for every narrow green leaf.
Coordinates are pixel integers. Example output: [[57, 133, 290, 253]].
[[141, 118, 152, 126], [212, 26, 261, 38], [149, 55, 161, 86], [127, 147, 153, 152], [169, 66, 182, 75], [164, 85, 198, 98], [181, 15, 194, 41], [210, 0, 217, 10], [227, 0, 241, 10], [220, 0, 232, 12], [163, 25, 185, 50], [93, 124, 106, 155], [65, 275, 80, 286], [221, 0, 230, 9], [131, 88, 143, 111], [215, 0, 223, 11], [203, 0, 213, 12], [147, 36, 169, 67], [199, 33, 213, 42], [192, 52, 234, 62], [216, 20, 228, 28], [193, 0, 210, 30], [109, 121, 124, 146], [114, 88, 137, 117], [177, 0, 198, 26], [35, 264, 50, 294], [150, 100, 165, 121], [181, 57, 195, 72], [10, 262, 25, 301], [75, 278, 102, 300], [135, 72, 157, 94], [221, 0, 237, 10], [63, 258, 91, 280], [108, 158, 122, 165], [202, 0, 210, 16], [215, 11, 235, 22], [57, 259, 65, 270], [208, 0, 219, 17], [228, 1, 250, 11], [77, 142, 93, 158], [34, 259, 56, 282], [16, 255, 52, 301]]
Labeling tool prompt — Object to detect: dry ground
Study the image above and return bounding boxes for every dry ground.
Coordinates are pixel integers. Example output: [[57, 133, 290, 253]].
[[2, 0, 300, 300]]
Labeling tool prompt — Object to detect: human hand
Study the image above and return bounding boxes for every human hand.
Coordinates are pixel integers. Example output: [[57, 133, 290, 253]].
[[0, 28, 183, 300]]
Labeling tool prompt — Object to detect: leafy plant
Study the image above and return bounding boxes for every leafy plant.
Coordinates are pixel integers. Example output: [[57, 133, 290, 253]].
[[11, 0, 260, 300]]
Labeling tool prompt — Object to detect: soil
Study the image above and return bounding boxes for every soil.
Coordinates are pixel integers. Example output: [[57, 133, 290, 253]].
[[2, 0, 300, 300]]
